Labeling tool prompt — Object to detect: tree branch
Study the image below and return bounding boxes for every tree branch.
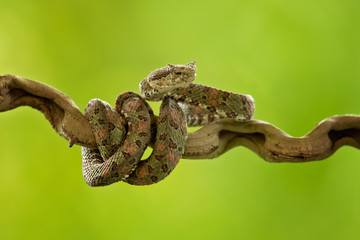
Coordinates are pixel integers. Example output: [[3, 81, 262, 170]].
[[0, 74, 95, 147], [184, 116, 360, 162], [1, 74, 359, 162]]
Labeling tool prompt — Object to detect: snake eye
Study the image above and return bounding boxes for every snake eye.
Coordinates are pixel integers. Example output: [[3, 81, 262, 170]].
[[175, 72, 182, 75]]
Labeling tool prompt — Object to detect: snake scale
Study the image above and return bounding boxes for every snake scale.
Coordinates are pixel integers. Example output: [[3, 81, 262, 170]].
[[81, 62, 255, 186]]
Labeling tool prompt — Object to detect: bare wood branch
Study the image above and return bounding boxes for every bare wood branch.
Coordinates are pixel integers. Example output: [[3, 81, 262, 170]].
[[0, 74, 95, 147], [1, 74, 359, 162], [184, 116, 360, 162]]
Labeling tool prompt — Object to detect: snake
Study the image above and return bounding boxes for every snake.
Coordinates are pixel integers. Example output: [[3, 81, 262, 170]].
[[81, 61, 255, 186]]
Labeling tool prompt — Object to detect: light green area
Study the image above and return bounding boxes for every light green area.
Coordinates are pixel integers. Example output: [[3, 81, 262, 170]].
[[0, 0, 359, 239]]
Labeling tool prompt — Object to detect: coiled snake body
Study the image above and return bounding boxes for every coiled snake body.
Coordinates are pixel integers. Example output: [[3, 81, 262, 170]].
[[82, 62, 255, 186]]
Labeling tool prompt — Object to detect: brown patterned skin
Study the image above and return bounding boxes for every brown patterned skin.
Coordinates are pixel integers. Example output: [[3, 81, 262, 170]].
[[123, 98, 186, 185], [140, 61, 255, 126], [82, 92, 154, 186], [82, 92, 186, 186], [82, 62, 254, 186]]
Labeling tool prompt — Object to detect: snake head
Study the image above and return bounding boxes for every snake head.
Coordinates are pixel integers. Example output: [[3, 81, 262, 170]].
[[140, 61, 197, 101], [147, 61, 197, 91]]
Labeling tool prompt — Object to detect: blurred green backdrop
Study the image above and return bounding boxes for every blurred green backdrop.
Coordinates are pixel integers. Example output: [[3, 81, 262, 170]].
[[0, 0, 359, 239]]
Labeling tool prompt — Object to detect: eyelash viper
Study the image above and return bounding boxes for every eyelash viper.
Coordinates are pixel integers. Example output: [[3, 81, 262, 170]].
[[81, 62, 255, 186]]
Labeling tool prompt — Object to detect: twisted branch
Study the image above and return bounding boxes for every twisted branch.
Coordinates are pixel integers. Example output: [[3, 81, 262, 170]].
[[1, 74, 359, 162]]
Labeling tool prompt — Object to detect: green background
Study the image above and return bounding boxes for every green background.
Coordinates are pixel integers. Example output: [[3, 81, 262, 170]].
[[0, 0, 359, 239]]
